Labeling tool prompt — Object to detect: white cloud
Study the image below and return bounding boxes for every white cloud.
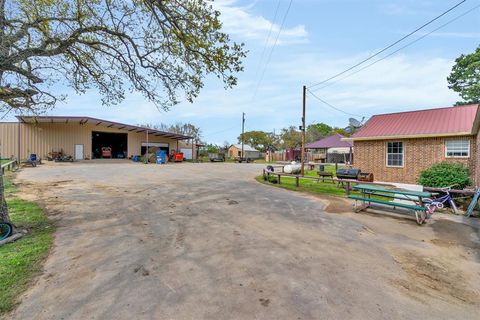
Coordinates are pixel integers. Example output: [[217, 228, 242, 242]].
[[213, 0, 308, 46], [272, 52, 459, 119]]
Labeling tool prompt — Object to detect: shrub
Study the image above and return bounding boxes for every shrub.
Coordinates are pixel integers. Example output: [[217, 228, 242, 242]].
[[418, 162, 471, 188], [267, 175, 278, 184]]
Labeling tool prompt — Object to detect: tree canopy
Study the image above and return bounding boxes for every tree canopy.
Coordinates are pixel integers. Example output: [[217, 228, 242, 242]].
[[447, 45, 480, 105], [279, 126, 302, 149], [142, 122, 202, 141], [0, 0, 246, 113], [306, 123, 330, 142], [238, 130, 276, 152]]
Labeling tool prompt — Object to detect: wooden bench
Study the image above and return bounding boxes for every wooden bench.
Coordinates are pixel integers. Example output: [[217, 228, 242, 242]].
[[349, 184, 432, 225]]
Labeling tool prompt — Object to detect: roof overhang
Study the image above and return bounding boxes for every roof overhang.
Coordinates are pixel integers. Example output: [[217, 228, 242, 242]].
[[16, 116, 192, 140], [344, 131, 474, 142]]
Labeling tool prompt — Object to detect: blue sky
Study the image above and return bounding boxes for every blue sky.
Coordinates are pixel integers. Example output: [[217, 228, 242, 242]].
[[4, 0, 480, 144]]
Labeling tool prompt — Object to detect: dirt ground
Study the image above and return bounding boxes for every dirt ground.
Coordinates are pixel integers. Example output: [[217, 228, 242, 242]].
[[6, 161, 480, 319]]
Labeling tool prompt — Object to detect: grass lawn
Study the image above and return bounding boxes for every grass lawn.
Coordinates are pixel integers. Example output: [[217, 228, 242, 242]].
[[256, 174, 349, 197], [0, 173, 55, 315], [255, 166, 390, 200], [255, 167, 350, 197]]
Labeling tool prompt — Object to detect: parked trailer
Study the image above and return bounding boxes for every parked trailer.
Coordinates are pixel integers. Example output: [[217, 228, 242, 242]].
[[209, 153, 225, 162]]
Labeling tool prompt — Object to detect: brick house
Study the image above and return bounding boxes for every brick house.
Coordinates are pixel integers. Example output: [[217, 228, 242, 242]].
[[347, 104, 480, 185]]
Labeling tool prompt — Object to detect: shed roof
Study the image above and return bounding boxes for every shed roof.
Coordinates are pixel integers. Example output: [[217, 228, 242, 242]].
[[230, 144, 259, 152], [16, 116, 192, 140], [306, 133, 353, 149], [349, 104, 479, 141]]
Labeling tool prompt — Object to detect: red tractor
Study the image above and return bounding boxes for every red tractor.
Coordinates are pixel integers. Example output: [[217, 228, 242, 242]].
[[170, 151, 184, 162], [101, 147, 112, 158]]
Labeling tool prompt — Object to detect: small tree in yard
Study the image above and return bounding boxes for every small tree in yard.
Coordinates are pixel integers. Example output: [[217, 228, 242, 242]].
[[447, 45, 480, 105], [418, 162, 471, 189], [0, 0, 246, 223]]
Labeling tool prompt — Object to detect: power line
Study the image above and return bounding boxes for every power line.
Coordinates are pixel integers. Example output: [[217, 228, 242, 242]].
[[311, 3, 480, 92], [308, 0, 467, 89], [307, 88, 364, 118], [254, 0, 282, 79], [203, 125, 238, 138], [251, 0, 294, 100]]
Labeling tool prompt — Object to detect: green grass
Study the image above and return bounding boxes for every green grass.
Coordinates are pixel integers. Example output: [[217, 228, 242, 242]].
[[256, 168, 346, 197], [256, 174, 350, 197], [0, 174, 55, 315], [256, 168, 390, 201]]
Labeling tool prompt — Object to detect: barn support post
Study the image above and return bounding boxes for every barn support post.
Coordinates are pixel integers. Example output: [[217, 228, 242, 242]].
[[145, 129, 149, 163]]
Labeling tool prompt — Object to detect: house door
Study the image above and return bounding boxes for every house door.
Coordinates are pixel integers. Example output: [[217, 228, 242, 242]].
[[74, 144, 84, 160]]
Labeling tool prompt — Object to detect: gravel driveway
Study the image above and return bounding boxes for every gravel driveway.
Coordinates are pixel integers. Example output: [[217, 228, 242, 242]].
[[8, 161, 480, 319]]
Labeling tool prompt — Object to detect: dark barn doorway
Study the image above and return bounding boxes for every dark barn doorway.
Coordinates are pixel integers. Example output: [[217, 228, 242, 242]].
[[92, 131, 128, 159]]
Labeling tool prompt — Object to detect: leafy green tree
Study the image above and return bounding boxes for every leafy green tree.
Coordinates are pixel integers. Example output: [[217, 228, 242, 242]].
[[141, 122, 202, 142], [280, 126, 302, 149], [447, 45, 480, 105], [332, 127, 350, 136], [0, 0, 246, 113], [238, 130, 276, 152], [204, 144, 219, 154], [307, 123, 332, 143]]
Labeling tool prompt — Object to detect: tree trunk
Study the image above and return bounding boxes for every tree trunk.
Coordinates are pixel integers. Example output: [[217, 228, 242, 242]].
[[0, 169, 10, 223]]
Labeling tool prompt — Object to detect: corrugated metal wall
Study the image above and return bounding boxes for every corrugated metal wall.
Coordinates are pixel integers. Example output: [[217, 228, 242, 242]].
[[0, 121, 178, 160], [0, 123, 19, 158]]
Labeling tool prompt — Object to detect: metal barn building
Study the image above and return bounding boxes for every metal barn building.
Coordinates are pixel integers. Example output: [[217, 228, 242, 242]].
[[0, 116, 191, 161]]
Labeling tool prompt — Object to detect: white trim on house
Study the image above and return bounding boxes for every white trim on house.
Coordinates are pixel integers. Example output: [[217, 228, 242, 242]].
[[445, 139, 470, 158], [385, 141, 405, 168]]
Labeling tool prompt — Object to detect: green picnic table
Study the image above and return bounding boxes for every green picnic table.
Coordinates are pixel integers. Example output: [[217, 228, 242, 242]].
[[349, 184, 433, 225]]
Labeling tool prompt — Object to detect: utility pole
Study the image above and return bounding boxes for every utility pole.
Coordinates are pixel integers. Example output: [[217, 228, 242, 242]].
[[300, 85, 306, 176], [241, 112, 245, 159]]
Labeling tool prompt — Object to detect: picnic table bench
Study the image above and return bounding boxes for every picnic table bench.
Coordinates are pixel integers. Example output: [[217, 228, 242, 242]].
[[349, 184, 433, 225]]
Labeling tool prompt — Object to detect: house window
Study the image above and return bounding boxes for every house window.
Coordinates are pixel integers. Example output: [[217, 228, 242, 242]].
[[445, 140, 470, 157], [386, 142, 404, 167]]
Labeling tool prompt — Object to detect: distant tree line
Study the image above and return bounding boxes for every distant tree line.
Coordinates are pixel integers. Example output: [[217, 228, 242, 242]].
[[234, 122, 353, 152]]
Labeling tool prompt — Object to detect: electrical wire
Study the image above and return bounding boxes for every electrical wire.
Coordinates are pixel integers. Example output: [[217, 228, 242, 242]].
[[311, 3, 480, 92], [0, 107, 14, 120], [254, 0, 282, 79], [251, 0, 294, 100], [203, 125, 239, 138], [308, 0, 467, 89], [307, 88, 364, 118]]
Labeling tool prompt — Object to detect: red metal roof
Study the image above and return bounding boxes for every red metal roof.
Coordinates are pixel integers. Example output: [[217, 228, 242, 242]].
[[350, 104, 479, 140], [306, 133, 353, 149]]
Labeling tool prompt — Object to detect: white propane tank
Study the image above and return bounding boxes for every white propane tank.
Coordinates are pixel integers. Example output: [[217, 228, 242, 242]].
[[284, 161, 301, 174]]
